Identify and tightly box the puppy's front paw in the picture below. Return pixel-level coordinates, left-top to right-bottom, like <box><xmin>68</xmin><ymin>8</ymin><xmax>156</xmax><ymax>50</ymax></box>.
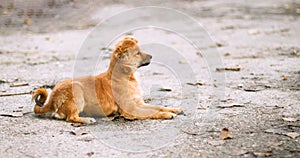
<box><xmin>162</xmin><ymin>112</ymin><xmax>177</xmax><ymax>119</ymax></box>
<box><xmin>171</xmin><ymin>108</ymin><xmax>184</xmax><ymax>115</ymax></box>
<box><xmin>170</xmin><ymin>112</ymin><xmax>177</xmax><ymax>118</ymax></box>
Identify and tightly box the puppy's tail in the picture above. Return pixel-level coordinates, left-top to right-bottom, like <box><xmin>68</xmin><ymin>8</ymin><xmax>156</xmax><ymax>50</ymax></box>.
<box><xmin>32</xmin><ymin>88</ymin><xmax>52</xmax><ymax>114</ymax></box>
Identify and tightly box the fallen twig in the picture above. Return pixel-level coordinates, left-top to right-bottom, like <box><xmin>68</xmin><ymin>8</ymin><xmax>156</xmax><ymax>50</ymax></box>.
<box><xmin>0</xmin><ymin>91</ymin><xmax>32</xmax><ymax>97</ymax></box>
<box><xmin>216</xmin><ymin>65</ymin><xmax>242</xmax><ymax>71</ymax></box>
<box><xmin>0</xmin><ymin>112</ymin><xmax>23</xmax><ymax>117</ymax></box>
<box><xmin>217</xmin><ymin>103</ymin><xmax>245</xmax><ymax>109</ymax></box>
<box><xmin>10</xmin><ymin>82</ymin><xmax>29</xmax><ymax>87</ymax></box>
<box><xmin>187</xmin><ymin>81</ymin><xmax>206</xmax><ymax>86</ymax></box>
<box><xmin>265</xmin><ymin>128</ymin><xmax>300</xmax><ymax>139</ymax></box>
<box><xmin>159</xmin><ymin>88</ymin><xmax>172</xmax><ymax>92</ymax></box>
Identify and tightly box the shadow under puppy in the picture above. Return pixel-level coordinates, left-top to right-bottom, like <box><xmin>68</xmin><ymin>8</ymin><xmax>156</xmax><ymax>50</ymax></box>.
<box><xmin>32</xmin><ymin>36</ymin><xmax>183</xmax><ymax>124</ymax></box>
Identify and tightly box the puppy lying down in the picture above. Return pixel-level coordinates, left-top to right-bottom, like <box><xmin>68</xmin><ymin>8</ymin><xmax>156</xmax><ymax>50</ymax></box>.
<box><xmin>33</xmin><ymin>36</ymin><xmax>183</xmax><ymax>124</ymax></box>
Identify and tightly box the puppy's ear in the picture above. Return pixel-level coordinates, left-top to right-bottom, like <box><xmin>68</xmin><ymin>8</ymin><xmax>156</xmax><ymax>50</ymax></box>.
<box><xmin>123</xmin><ymin>36</ymin><xmax>138</xmax><ymax>44</ymax></box>
<box><xmin>114</xmin><ymin>37</ymin><xmax>138</xmax><ymax>58</ymax></box>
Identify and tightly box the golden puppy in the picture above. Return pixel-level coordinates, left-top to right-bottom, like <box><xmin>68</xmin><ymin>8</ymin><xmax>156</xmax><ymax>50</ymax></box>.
<box><xmin>32</xmin><ymin>36</ymin><xmax>183</xmax><ymax>124</ymax></box>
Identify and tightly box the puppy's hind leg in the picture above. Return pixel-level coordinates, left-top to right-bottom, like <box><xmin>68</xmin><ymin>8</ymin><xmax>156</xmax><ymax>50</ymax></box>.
<box><xmin>64</xmin><ymin>100</ymin><xmax>96</xmax><ymax>124</ymax></box>
<box><xmin>65</xmin><ymin>90</ymin><xmax>96</xmax><ymax>124</ymax></box>
<box><xmin>67</xmin><ymin>114</ymin><xmax>96</xmax><ymax>124</ymax></box>
<box><xmin>52</xmin><ymin>112</ymin><xmax>66</xmax><ymax>120</ymax></box>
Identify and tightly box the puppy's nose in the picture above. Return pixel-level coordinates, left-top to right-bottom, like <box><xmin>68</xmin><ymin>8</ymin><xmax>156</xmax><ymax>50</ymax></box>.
<box><xmin>149</xmin><ymin>55</ymin><xmax>152</xmax><ymax>59</ymax></box>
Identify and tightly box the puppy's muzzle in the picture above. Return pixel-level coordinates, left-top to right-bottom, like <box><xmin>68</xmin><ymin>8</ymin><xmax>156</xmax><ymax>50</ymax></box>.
<box><xmin>139</xmin><ymin>54</ymin><xmax>152</xmax><ymax>68</ymax></box>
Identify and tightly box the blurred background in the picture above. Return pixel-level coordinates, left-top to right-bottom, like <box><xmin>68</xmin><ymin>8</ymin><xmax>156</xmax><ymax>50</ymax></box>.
<box><xmin>0</xmin><ymin>0</ymin><xmax>299</xmax><ymax>34</ymax></box>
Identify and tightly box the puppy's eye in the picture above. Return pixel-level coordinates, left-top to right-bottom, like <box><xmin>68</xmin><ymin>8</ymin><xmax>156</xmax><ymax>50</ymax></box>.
<box><xmin>136</xmin><ymin>51</ymin><xmax>141</xmax><ymax>55</ymax></box>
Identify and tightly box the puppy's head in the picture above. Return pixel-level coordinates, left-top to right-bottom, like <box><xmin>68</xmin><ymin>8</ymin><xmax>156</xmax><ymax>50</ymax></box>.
<box><xmin>112</xmin><ymin>36</ymin><xmax>152</xmax><ymax>73</ymax></box>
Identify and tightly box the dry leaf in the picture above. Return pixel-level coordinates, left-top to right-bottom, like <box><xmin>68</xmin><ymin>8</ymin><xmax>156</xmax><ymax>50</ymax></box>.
<box><xmin>70</xmin><ymin>129</ymin><xmax>88</xmax><ymax>136</ymax></box>
<box><xmin>220</xmin><ymin>128</ymin><xmax>233</xmax><ymax>140</ymax></box>
<box><xmin>196</xmin><ymin>82</ymin><xmax>206</xmax><ymax>86</ymax></box>
<box><xmin>284</xmin><ymin>132</ymin><xmax>300</xmax><ymax>139</ymax></box>
<box><xmin>87</xmin><ymin>152</ymin><xmax>94</xmax><ymax>157</ymax></box>
<box><xmin>24</xmin><ymin>19</ymin><xmax>32</xmax><ymax>25</ymax></box>
<box><xmin>282</xmin><ymin>117</ymin><xmax>298</xmax><ymax>122</ymax></box>
<box><xmin>282</xmin><ymin>77</ymin><xmax>288</xmax><ymax>81</ymax></box>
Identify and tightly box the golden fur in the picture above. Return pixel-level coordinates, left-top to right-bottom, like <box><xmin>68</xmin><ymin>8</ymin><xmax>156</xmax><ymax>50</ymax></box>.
<box><xmin>32</xmin><ymin>36</ymin><xmax>182</xmax><ymax>124</ymax></box>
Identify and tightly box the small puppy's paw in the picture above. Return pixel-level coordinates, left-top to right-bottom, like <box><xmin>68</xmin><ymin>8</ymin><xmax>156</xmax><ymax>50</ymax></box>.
<box><xmin>89</xmin><ymin>118</ymin><xmax>97</xmax><ymax>124</ymax></box>
<box><xmin>83</xmin><ymin>117</ymin><xmax>96</xmax><ymax>124</ymax></box>
<box><xmin>172</xmin><ymin>108</ymin><xmax>184</xmax><ymax>115</ymax></box>
<box><xmin>177</xmin><ymin>109</ymin><xmax>185</xmax><ymax>115</ymax></box>
<box><xmin>163</xmin><ymin>112</ymin><xmax>177</xmax><ymax>119</ymax></box>
<box><xmin>170</xmin><ymin>112</ymin><xmax>177</xmax><ymax>118</ymax></box>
